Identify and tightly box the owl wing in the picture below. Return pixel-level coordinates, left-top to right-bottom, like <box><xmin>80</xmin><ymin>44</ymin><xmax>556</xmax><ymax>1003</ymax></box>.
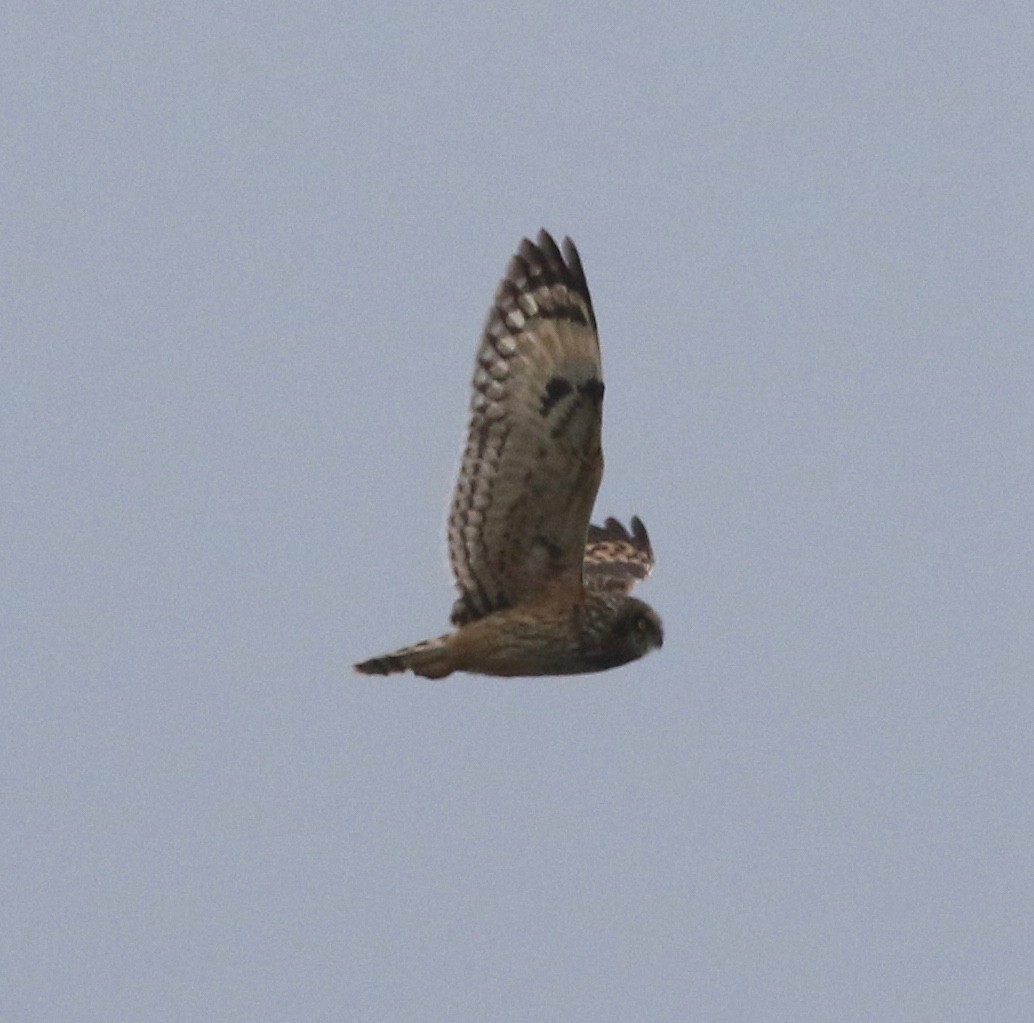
<box><xmin>448</xmin><ymin>231</ymin><xmax>604</xmax><ymax>626</ymax></box>
<box><xmin>582</xmin><ymin>516</ymin><xmax>655</xmax><ymax>593</ymax></box>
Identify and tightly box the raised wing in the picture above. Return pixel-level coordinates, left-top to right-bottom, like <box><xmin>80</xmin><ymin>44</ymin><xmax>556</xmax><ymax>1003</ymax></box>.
<box><xmin>448</xmin><ymin>231</ymin><xmax>604</xmax><ymax>626</ymax></box>
<box><xmin>583</xmin><ymin>516</ymin><xmax>655</xmax><ymax>592</ymax></box>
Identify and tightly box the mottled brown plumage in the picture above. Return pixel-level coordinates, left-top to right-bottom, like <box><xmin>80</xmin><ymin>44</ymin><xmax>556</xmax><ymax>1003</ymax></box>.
<box><xmin>354</xmin><ymin>230</ymin><xmax>662</xmax><ymax>679</ymax></box>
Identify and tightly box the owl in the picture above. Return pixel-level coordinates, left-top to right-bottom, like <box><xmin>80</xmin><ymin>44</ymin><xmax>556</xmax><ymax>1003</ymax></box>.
<box><xmin>354</xmin><ymin>230</ymin><xmax>662</xmax><ymax>679</ymax></box>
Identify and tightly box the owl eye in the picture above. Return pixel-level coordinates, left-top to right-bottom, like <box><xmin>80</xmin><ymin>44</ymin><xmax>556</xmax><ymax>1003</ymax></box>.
<box><xmin>635</xmin><ymin>616</ymin><xmax>649</xmax><ymax>632</ymax></box>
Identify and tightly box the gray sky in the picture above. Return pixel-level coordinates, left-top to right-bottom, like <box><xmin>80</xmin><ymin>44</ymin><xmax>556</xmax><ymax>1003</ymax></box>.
<box><xmin>4</xmin><ymin>3</ymin><xmax>1033</xmax><ymax>1020</ymax></box>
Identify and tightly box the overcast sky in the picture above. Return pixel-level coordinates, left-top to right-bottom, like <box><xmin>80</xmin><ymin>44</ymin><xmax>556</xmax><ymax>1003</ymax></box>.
<box><xmin>4</xmin><ymin>3</ymin><xmax>1033</xmax><ymax>1020</ymax></box>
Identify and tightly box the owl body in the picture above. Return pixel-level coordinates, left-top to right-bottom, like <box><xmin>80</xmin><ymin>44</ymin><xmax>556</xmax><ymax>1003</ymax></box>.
<box><xmin>354</xmin><ymin>232</ymin><xmax>662</xmax><ymax>680</ymax></box>
<box><xmin>357</xmin><ymin>588</ymin><xmax>662</xmax><ymax>680</ymax></box>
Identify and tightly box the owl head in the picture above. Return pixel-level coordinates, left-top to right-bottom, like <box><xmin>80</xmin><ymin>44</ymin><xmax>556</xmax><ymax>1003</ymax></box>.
<box><xmin>591</xmin><ymin>594</ymin><xmax>664</xmax><ymax>670</ymax></box>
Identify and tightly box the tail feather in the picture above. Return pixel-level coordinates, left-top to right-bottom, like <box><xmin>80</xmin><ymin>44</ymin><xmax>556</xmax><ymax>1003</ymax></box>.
<box><xmin>354</xmin><ymin>634</ymin><xmax>454</xmax><ymax>679</ymax></box>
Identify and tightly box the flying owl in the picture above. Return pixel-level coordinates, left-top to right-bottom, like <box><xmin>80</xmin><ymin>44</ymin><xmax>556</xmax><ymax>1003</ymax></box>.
<box><xmin>354</xmin><ymin>230</ymin><xmax>663</xmax><ymax>679</ymax></box>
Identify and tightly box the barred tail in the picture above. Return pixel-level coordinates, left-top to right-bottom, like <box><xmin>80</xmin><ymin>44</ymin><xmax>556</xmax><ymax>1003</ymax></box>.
<box><xmin>353</xmin><ymin>634</ymin><xmax>455</xmax><ymax>679</ymax></box>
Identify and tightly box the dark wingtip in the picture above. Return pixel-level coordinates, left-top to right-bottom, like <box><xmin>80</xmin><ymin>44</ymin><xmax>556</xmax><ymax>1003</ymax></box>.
<box><xmin>535</xmin><ymin>229</ymin><xmax>563</xmax><ymax>265</ymax></box>
<box><xmin>487</xmin><ymin>229</ymin><xmax>596</xmax><ymax>344</ymax></box>
<box><xmin>630</xmin><ymin>516</ymin><xmax>653</xmax><ymax>558</ymax></box>
<box><xmin>560</xmin><ymin>235</ymin><xmax>583</xmax><ymax>276</ymax></box>
<box><xmin>587</xmin><ymin>515</ymin><xmax>654</xmax><ymax>559</ymax></box>
<box><xmin>589</xmin><ymin>516</ymin><xmax>634</xmax><ymax>542</ymax></box>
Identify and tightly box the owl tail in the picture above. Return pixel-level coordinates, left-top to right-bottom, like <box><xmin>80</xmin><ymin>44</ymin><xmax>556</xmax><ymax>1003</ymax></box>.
<box><xmin>354</xmin><ymin>633</ymin><xmax>455</xmax><ymax>679</ymax></box>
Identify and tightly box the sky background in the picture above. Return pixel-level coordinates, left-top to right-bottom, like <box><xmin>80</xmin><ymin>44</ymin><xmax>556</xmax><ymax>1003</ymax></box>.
<box><xmin>4</xmin><ymin>3</ymin><xmax>1033</xmax><ymax>1020</ymax></box>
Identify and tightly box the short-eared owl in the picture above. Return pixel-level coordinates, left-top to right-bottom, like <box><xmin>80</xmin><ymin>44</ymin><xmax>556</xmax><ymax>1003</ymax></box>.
<box><xmin>355</xmin><ymin>231</ymin><xmax>662</xmax><ymax>679</ymax></box>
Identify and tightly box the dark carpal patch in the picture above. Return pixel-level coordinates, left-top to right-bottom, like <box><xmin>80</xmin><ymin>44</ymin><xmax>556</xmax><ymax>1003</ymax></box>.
<box><xmin>540</xmin><ymin>376</ymin><xmax>573</xmax><ymax>415</ymax></box>
<box><xmin>578</xmin><ymin>377</ymin><xmax>604</xmax><ymax>404</ymax></box>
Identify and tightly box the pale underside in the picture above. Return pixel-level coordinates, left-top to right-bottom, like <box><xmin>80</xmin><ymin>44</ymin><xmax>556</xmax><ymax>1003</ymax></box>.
<box><xmin>447</xmin><ymin>231</ymin><xmax>607</xmax><ymax>625</ymax></box>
